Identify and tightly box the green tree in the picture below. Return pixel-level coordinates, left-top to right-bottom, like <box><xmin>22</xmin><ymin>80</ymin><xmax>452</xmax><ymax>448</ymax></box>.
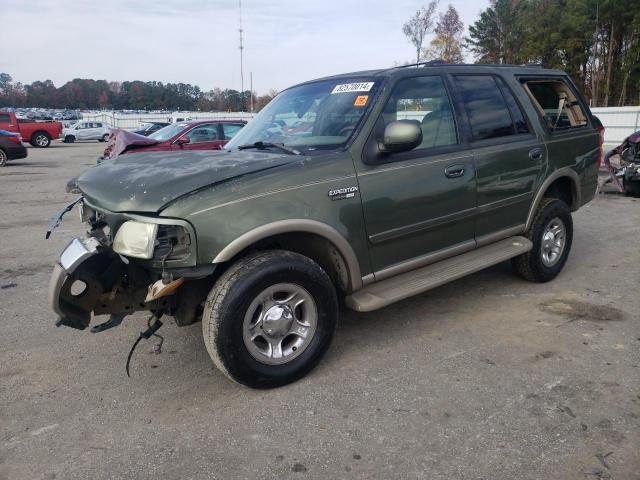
<box><xmin>466</xmin><ymin>0</ymin><xmax>526</xmax><ymax>64</ymax></box>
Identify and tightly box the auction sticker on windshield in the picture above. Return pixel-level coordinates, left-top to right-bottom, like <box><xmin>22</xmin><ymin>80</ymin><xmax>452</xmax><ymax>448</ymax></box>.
<box><xmin>331</xmin><ymin>82</ymin><xmax>375</xmax><ymax>94</ymax></box>
<box><xmin>354</xmin><ymin>95</ymin><xmax>369</xmax><ymax>107</ymax></box>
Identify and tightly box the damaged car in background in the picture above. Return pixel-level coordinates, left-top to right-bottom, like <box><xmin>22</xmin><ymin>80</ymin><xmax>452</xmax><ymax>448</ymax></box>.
<box><xmin>47</xmin><ymin>63</ymin><xmax>602</xmax><ymax>388</ymax></box>
<box><xmin>100</xmin><ymin>119</ymin><xmax>247</xmax><ymax>161</ymax></box>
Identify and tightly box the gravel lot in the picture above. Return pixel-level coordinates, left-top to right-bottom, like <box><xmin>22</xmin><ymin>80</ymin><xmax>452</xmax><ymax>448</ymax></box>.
<box><xmin>1</xmin><ymin>142</ymin><xmax>639</xmax><ymax>480</ymax></box>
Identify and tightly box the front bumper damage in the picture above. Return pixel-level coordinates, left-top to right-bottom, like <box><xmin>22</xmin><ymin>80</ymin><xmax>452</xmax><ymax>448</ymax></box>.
<box><xmin>49</xmin><ymin>237</ymin><xmax>157</xmax><ymax>330</ymax></box>
<box><xmin>48</xmin><ymin>196</ymin><xmax>215</xmax><ymax>331</ymax></box>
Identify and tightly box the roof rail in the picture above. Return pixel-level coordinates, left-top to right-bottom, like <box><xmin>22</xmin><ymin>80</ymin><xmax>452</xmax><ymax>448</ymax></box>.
<box><xmin>392</xmin><ymin>59</ymin><xmax>447</xmax><ymax>70</ymax></box>
<box><xmin>380</xmin><ymin>61</ymin><xmax>549</xmax><ymax>75</ymax></box>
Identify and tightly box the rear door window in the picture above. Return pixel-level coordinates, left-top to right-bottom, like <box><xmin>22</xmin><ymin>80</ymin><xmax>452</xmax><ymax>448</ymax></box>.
<box><xmin>0</xmin><ymin>113</ymin><xmax>11</xmax><ymax>123</ymax></box>
<box><xmin>521</xmin><ymin>79</ymin><xmax>588</xmax><ymax>131</ymax></box>
<box><xmin>495</xmin><ymin>77</ymin><xmax>529</xmax><ymax>134</ymax></box>
<box><xmin>222</xmin><ymin>123</ymin><xmax>244</xmax><ymax>140</ymax></box>
<box><xmin>454</xmin><ymin>75</ymin><xmax>521</xmax><ymax>141</ymax></box>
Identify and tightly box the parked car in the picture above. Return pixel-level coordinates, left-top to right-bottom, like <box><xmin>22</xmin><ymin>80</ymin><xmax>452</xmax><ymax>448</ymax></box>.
<box><xmin>133</xmin><ymin>122</ymin><xmax>170</xmax><ymax>136</ymax></box>
<box><xmin>101</xmin><ymin>120</ymin><xmax>247</xmax><ymax>159</ymax></box>
<box><xmin>48</xmin><ymin>63</ymin><xmax>602</xmax><ymax>388</ymax></box>
<box><xmin>62</xmin><ymin>121</ymin><xmax>111</xmax><ymax>143</ymax></box>
<box><xmin>0</xmin><ymin>130</ymin><xmax>27</xmax><ymax>166</ymax></box>
<box><xmin>60</xmin><ymin>120</ymin><xmax>79</xmax><ymax>130</ymax></box>
<box><xmin>0</xmin><ymin>111</ymin><xmax>62</xmax><ymax>147</ymax></box>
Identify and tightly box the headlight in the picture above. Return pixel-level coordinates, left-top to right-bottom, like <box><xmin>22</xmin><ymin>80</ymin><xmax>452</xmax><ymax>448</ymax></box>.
<box><xmin>113</xmin><ymin>221</ymin><xmax>158</xmax><ymax>259</ymax></box>
<box><xmin>153</xmin><ymin>225</ymin><xmax>191</xmax><ymax>261</ymax></box>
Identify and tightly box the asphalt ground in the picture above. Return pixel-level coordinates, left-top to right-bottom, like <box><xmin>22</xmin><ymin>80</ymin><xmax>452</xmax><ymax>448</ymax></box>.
<box><xmin>1</xmin><ymin>141</ymin><xmax>639</xmax><ymax>480</ymax></box>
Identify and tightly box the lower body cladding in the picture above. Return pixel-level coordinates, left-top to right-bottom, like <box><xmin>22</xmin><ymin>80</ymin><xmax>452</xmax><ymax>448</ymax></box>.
<box><xmin>49</xmin><ymin>237</ymin><xmax>212</xmax><ymax>331</ymax></box>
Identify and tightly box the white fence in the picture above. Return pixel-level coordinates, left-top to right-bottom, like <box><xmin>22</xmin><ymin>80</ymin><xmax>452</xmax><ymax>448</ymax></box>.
<box><xmin>591</xmin><ymin>106</ymin><xmax>640</xmax><ymax>146</ymax></box>
<box><xmin>82</xmin><ymin>111</ymin><xmax>257</xmax><ymax>130</ymax></box>
<box><xmin>80</xmin><ymin>107</ymin><xmax>639</xmax><ymax>145</ymax></box>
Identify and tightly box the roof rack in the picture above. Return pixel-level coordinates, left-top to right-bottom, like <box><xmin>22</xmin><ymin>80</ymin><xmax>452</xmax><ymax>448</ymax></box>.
<box><xmin>393</xmin><ymin>59</ymin><xmax>447</xmax><ymax>70</ymax></box>
<box><xmin>380</xmin><ymin>61</ymin><xmax>549</xmax><ymax>75</ymax></box>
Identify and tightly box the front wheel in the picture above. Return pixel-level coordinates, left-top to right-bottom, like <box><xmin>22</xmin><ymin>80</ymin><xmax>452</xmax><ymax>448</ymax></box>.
<box><xmin>99</xmin><ymin>134</ymin><xmax>109</xmax><ymax>142</ymax></box>
<box><xmin>64</xmin><ymin>135</ymin><xmax>75</xmax><ymax>143</ymax></box>
<box><xmin>202</xmin><ymin>250</ymin><xmax>338</xmax><ymax>388</ymax></box>
<box><xmin>0</xmin><ymin>149</ymin><xmax>7</xmax><ymax>167</ymax></box>
<box><xmin>31</xmin><ymin>132</ymin><xmax>51</xmax><ymax>147</ymax></box>
<box><xmin>512</xmin><ymin>198</ymin><xmax>573</xmax><ymax>282</ymax></box>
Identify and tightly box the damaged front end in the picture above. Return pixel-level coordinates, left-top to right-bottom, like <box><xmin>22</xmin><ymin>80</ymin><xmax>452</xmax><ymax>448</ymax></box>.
<box><xmin>47</xmin><ymin>198</ymin><xmax>212</xmax><ymax>332</ymax></box>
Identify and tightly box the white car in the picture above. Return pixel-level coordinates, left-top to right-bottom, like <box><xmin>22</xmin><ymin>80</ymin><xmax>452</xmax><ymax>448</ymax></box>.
<box><xmin>62</xmin><ymin>121</ymin><xmax>110</xmax><ymax>143</ymax></box>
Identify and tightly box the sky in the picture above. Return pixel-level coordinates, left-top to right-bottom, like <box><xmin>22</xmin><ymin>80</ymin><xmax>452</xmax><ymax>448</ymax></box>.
<box><xmin>0</xmin><ymin>0</ymin><xmax>490</xmax><ymax>95</ymax></box>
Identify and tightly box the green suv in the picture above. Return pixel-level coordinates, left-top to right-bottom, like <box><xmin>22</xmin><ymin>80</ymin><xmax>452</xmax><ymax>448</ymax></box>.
<box><xmin>48</xmin><ymin>63</ymin><xmax>603</xmax><ymax>388</ymax></box>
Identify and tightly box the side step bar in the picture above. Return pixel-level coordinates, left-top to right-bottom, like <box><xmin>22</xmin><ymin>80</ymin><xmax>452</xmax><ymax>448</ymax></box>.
<box><xmin>346</xmin><ymin>236</ymin><xmax>532</xmax><ymax>312</ymax></box>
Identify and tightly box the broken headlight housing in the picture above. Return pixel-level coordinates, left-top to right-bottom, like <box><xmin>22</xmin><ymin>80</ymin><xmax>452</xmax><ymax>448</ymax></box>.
<box><xmin>113</xmin><ymin>220</ymin><xmax>192</xmax><ymax>262</ymax></box>
<box><xmin>153</xmin><ymin>224</ymin><xmax>192</xmax><ymax>262</ymax></box>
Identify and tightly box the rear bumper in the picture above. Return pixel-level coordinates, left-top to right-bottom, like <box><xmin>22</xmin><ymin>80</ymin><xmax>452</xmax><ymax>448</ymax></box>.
<box><xmin>5</xmin><ymin>144</ymin><xmax>27</xmax><ymax>160</ymax></box>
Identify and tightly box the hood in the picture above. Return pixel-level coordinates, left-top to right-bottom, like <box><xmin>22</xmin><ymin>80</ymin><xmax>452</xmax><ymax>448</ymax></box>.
<box><xmin>102</xmin><ymin>128</ymin><xmax>159</xmax><ymax>159</ymax></box>
<box><xmin>77</xmin><ymin>149</ymin><xmax>297</xmax><ymax>213</ymax></box>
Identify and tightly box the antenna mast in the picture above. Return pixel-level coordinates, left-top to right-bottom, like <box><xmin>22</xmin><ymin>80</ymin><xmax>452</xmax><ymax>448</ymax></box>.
<box><xmin>239</xmin><ymin>0</ymin><xmax>245</xmax><ymax>111</ymax></box>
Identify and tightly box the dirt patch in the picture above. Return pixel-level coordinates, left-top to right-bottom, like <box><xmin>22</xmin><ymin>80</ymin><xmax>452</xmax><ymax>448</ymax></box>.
<box><xmin>539</xmin><ymin>298</ymin><xmax>625</xmax><ymax>323</ymax></box>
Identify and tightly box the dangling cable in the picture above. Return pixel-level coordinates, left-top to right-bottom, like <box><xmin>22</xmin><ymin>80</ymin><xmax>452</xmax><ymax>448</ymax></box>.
<box><xmin>126</xmin><ymin>314</ymin><xmax>164</xmax><ymax>377</ymax></box>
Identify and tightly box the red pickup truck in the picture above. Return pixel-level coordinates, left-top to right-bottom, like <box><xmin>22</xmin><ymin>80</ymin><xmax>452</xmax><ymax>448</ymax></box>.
<box><xmin>0</xmin><ymin>111</ymin><xmax>63</xmax><ymax>147</ymax></box>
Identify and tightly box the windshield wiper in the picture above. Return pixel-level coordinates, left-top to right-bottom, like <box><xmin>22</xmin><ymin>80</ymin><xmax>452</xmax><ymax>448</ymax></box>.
<box><xmin>237</xmin><ymin>141</ymin><xmax>301</xmax><ymax>155</ymax></box>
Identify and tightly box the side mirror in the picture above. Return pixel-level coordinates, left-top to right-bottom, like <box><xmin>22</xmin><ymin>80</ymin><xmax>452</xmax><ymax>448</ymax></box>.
<box><xmin>379</xmin><ymin>120</ymin><xmax>422</xmax><ymax>154</ymax></box>
<box><xmin>176</xmin><ymin>136</ymin><xmax>190</xmax><ymax>146</ymax></box>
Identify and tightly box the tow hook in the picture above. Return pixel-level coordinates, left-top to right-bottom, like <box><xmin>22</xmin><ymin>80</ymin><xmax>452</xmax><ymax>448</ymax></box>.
<box><xmin>126</xmin><ymin>314</ymin><xmax>164</xmax><ymax>377</ymax></box>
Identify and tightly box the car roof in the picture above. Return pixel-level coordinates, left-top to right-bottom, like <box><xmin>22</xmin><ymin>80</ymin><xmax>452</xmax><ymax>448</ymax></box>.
<box><xmin>291</xmin><ymin>62</ymin><xmax>567</xmax><ymax>89</ymax></box>
<box><xmin>184</xmin><ymin>119</ymin><xmax>247</xmax><ymax>126</ymax></box>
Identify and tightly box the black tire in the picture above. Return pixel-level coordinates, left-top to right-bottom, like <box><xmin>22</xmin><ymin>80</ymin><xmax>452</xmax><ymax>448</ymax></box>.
<box><xmin>202</xmin><ymin>250</ymin><xmax>338</xmax><ymax>388</ymax></box>
<box><xmin>31</xmin><ymin>132</ymin><xmax>50</xmax><ymax>147</ymax></box>
<box><xmin>64</xmin><ymin>135</ymin><xmax>75</xmax><ymax>143</ymax></box>
<box><xmin>99</xmin><ymin>134</ymin><xmax>109</xmax><ymax>142</ymax></box>
<box><xmin>512</xmin><ymin>198</ymin><xmax>573</xmax><ymax>283</ymax></box>
<box><xmin>623</xmin><ymin>178</ymin><xmax>640</xmax><ymax>197</ymax></box>
<box><xmin>0</xmin><ymin>148</ymin><xmax>7</xmax><ymax>167</ymax></box>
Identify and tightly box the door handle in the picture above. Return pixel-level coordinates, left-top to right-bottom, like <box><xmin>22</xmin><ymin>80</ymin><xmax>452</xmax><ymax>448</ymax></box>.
<box><xmin>444</xmin><ymin>164</ymin><xmax>465</xmax><ymax>178</ymax></box>
<box><xmin>529</xmin><ymin>148</ymin><xmax>543</xmax><ymax>160</ymax></box>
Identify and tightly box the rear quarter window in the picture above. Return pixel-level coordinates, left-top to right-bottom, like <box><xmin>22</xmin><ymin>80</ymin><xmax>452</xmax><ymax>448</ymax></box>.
<box><xmin>521</xmin><ymin>79</ymin><xmax>588</xmax><ymax>131</ymax></box>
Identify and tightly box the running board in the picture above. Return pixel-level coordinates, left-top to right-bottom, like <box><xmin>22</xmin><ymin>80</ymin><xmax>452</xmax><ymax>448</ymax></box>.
<box><xmin>346</xmin><ymin>236</ymin><xmax>532</xmax><ymax>312</ymax></box>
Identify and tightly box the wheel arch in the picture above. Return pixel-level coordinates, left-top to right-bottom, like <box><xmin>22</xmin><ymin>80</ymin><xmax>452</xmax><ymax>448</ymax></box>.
<box><xmin>212</xmin><ymin>219</ymin><xmax>363</xmax><ymax>293</ymax></box>
<box><xmin>526</xmin><ymin>169</ymin><xmax>580</xmax><ymax>231</ymax></box>
<box><xmin>32</xmin><ymin>130</ymin><xmax>51</xmax><ymax>139</ymax></box>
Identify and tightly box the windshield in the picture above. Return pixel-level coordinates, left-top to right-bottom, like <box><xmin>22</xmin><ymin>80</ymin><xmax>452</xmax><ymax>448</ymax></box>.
<box><xmin>149</xmin><ymin>123</ymin><xmax>188</xmax><ymax>141</ymax></box>
<box><xmin>226</xmin><ymin>78</ymin><xmax>381</xmax><ymax>151</ymax></box>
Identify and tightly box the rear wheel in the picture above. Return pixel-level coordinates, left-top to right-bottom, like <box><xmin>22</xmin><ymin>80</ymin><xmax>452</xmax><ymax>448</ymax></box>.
<box><xmin>202</xmin><ymin>250</ymin><xmax>338</xmax><ymax>388</ymax></box>
<box><xmin>0</xmin><ymin>149</ymin><xmax>7</xmax><ymax>167</ymax></box>
<box><xmin>31</xmin><ymin>132</ymin><xmax>50</xmax><ymax>147</ymax></box>
<box><xmin>99</xmin><ymin>134</ymin><xmax>109</xmax><ymax>142</ymax></box>
<box><xmin>512</xmin><ymin>198</ymin><xmax>573</xmax><ymax>282</ymax></box>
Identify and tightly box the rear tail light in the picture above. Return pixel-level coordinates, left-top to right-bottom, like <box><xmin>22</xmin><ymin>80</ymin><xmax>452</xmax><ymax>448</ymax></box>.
<box><xmin>593</xmin><ymin>116</ymin><xmax>605</xmax><ymax>168</ymax></box>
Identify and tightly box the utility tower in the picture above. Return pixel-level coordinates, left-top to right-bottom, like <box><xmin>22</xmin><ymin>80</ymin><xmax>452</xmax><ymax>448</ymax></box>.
<box><xmin>239</xmin><ymin>0</ymin><xmax>245</xmax><ymax>112</ymax></box>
